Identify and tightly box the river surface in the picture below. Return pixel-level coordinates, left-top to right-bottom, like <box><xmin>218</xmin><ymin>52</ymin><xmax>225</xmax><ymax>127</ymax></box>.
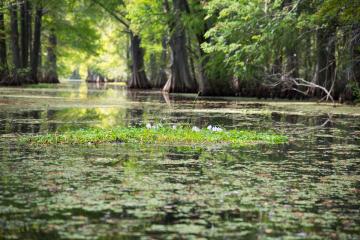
<box><xmin>0</xmin><ymin>81</ymin><xmax>359</xmax><ymax>239</ymax></box>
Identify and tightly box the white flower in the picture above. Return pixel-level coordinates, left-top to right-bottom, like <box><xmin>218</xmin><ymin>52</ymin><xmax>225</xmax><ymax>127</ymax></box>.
<box><xmin>192</xmin><ymin>126</ymin><xmax>200</xmax><ymax>132</ymax></box>
<box><xmin>212</xmin><ymin>126</ymin><xmax>223</xmax><ymax>132</ymax></box>
<box><xmin>146</xmin><ymin>123</ymin><xmax>152</xmax><ymax>129</ymax></box>
<box><xmin>207</xmin><ymin>125</ymin><xmax>213</xmax><ymax>130</ymax></box>
<box><xmin>172</xmin><ymin>125</ymin><xmax>177</xmax><ymax>130</ymax></box>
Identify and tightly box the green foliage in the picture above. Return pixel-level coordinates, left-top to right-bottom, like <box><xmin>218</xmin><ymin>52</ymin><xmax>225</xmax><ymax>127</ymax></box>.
<box><xmin>315</xmin><ymin>0</ymin><xmax>360</xmax><ymax>25</ymax></box>
<box><xmin>126</xmin><ymin>0</ymin><xmax>167</xmax><ymax>44</ymax></box>
<box><xmin>39</xmin><ymin>0</ymin><xmax>128</xmax><ymax>79</ymax></box>
<box><xmin>22</xmin><ymin>125</ymin><xmax>287</xmax><ymax>146</ymax></box>
<box><xmin>126</xmin><ymin>0</ymin><xmax>168</xmax><ymax>77</ymax></box>
<box><xmin>202</xmin><ymin>0</ymin><xmax>274</xmax><ymax>80</ymax></box>
<box><xmin>350</xmin><ymin>82</ymin><xmax>360</xmax><ymax>103</ymax></box>
<box><xmin>199</xmin><ymin>0</ymin><xmax>359</xmax><ymax>100</ymax></box>
<box><xmin>2</xmin><ymin>0</ymin><xmax>357</xmax><ymax>99</ymax></box>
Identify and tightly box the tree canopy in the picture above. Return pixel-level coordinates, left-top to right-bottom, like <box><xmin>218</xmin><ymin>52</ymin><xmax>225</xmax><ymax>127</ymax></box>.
<box><xmin>0</xmin><ymin>0</ymin><xmax>359</xmax><ymax>101</ymax></box>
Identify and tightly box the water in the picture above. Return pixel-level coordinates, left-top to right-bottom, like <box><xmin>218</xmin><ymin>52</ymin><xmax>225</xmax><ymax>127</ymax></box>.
<box><xmin>0</xmin><ymin>81</ymin><xmax>359</xmax><ymax>239</ymax></box>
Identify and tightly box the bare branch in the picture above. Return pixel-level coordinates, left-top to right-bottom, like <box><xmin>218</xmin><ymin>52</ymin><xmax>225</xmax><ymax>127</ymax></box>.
<box><xmin>89</xmin><ymin>0</ymin><xmax>129</xmax><ymax>29</ymax></box>
<box><xmin>266</xmin><ymin>72</ymin><xmax>335</xmax><ymax>104</ymax></box>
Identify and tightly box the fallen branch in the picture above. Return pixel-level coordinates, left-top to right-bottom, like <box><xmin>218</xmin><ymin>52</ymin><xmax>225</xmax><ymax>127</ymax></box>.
<box><xmin>266</xmin><ymin>72</ymin><xmax>335</xmax><ymax>104</ymax></box>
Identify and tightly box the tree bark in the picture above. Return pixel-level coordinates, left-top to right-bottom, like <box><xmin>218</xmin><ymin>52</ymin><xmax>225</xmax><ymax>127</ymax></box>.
<box><xmin>7</xmin><ymin>2</ymin><xmax>22</xmax><ymax>85</ymax></box>
<box><xmin>195</xmin><ymin>10</ymin><xmax>233</xmax><ymax>96</ymax></box>
<box><xmin>43</xmin><ymin>29</ymin><xmax>59</xmax><ymax>83</ymax></box>
<box><xmin>304</xmin><ymin>34</ymin><xmax>313</xmax><ymax>81</ymax></box>
<box><xmin>195</xmin><ymin>20</ymin><xmax>215</xmax><ymax>96</ymax></box>
<box><xmin>149</xmin><ymin>53</ymin><xmax>157</xmax><ymax>84</ymax></box>
<box><xmin>0</xmin><ymin>3</ymin><xmax>8</xmax><ymax>79</ymax></box>
<box><xmin>152</xmin><ymin>37</ymin><xmax>168</xmax><ymax>88</ymax></box>
<box><xmin>27</xmin><ymin>1</ymin><xmax>32</xmax><ymax>58</ymax></box>
<box><xmin>126</xmin><ymin>34</ymin><xmax>131</xmax><ymax>82</ymax></box>
<box><xmin>163</xmin><ymin>0</ymin><xmax>197</xmax><ymax>93</ymax></box>
<box><xmin>20</xmin><ymin>0</ymin><xmax>30</xmax><ymax>68</ymax></box>
<box><xmin>128</xmin><ymin>32</ymin><xmax>150</xmax><ymax>89</ymax></box>
<box><xmin>31</xmin><ymin>4</ymin><xmax>43</xmax><ymax>83</ymax></box>
<box><xmin>9</xmin><ymin>3</ymin><xmax>21</xmax><ymax>69</ymax></box>
<box><xmin>351</xmin><ymin>25</ymin><xmax>360</xmax><ymax>84</ymax></box>
<box><xmin>313</xmin><ymin>26</ymin><xmax>336</xmax><ymax>97</ymax></box>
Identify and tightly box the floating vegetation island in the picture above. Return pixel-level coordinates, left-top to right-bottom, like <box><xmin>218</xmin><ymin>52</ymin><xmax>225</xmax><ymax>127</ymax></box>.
<box><xmin>22</xmin><ymin>124</ymin><xmax>287</xmax><ymax>146</ymax></box>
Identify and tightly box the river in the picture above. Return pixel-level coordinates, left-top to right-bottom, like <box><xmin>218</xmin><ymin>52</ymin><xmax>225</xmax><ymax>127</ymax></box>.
<box><xmin>0</xmin><ymin>81</ymin><xmax>359</xmax><ymax>239</ymax></box>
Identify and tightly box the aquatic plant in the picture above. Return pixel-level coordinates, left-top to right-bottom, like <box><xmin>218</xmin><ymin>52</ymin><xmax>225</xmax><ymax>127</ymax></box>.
<box><xmin>22</xmin><ymin>125</ymin><xmax>287</xmax><ymax>146</ymax></box>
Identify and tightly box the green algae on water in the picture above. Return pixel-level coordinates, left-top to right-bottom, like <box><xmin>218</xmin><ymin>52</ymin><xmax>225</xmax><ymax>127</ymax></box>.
<box><xmin>21</xmin><ymin>126</ymin><xmax>287</xmax><ymax>146</ymax></box>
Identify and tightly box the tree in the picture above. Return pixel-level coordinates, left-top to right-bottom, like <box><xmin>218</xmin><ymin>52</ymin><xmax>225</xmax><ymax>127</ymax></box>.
<box><xmin>20</xmin><ymin>0</ymin><xmax>31</xmax><ymax>68</ymax></box>
<box><xmin>128</xmin><ymin>33</ymin><xmax>150</xmax><ymax>88</ymax></box>
<box><xmin>30</xmin><ymin>1</ymin><xmax>43</xmax><ymax>83</ymax></box>
<box><xmin>162</xmin><ymin>0</ymin><xmax>197</xmax><ymax>93</ymax></box>
<box><xmin>152</xmin><ymin>37</ymin><xmax>168</xmax><ymax>88</ymax></box>
<box><xmin>9</xmin><ymin>2</ymin><xmax>21</xmax><ymax>70</ymax></box>
<box><xmin>126</xmin><ymin>0</ymin><xmax>169</xmax><ymax>88</ymax></box>
<box><xmin>313</xmin><ymin>26</ymin><xmax>336</xmax><ymax>97</ymax></box>
<box><xmin>43</xmin><ymin>28</ymin><xmax>59</xmax><ymax>83</ymax></box>
<box><xmin>0</xmin><ymin>1</ymin><xmax>8</xmax><ymax>82</ymax></box>
<box><xmin>90</xmin><ymin>0</ymin><xmax>150</xmax><ymax>89</ymax></box>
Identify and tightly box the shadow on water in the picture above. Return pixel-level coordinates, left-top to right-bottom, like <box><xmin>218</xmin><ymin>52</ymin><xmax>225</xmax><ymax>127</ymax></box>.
<box><xmin>0</xmin><ymin>81</ymin><xmax>359</xmax><ymax>239</ymax></box>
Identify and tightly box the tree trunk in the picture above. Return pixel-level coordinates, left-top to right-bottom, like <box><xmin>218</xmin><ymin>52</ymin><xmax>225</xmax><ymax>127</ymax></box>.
<box><xmin>272</xmin><ymin>50</ymin><xmax>282</xmax><ymax>75</ymax></box>
<box><xmin>43</xmin><ymin>29</ymin><xmax>59</xmax><ymax>83</ymax></box>
<box><xmin>31</xmin><ymin>4</ymin><xmax>43</xmax><ymax>83</ymax></box>
<box><xmin>163</xmin><ymin>0</ymin><xmax>198</xmax><ymax>93</ymax></box>
<box><xmin>181</xmin><ymin>0</ymin><xmax>233</xmax><ymax>96</ymax></box>
<box><xmin>187</xmin><ymin>34</ymin><xmax>196</xmax><ymax>84</ymax></box>
<box><xmin>351</xmin><ymin>25</ymin><xmax>360</xmax><ymax>84</ymax></box>
<box><xmin>8</xmin><ymin>2</ymin><xmax>21</xmax><ymax>85</ymax></box>
<box><xmin>126</xmin><ymin>34</ymin><xmax>131</xmax><ymax>82</ymax></box>
<box><xmin>152</xmin><ymin>37</ymin><xmax>168</xmax><ymax>88</ymax></box>
<box><xmin>313</xmin><ymin>27</ymin><xmax>336</xmax><ymax>97</ymax></box>
<box><xmin>338</xmin><ymin>24</ymin><xmax>360</xmax><ymax>101</ymax></box>
<box><xmin>195</xmin><ymin>20</ymin><xmax>215</xmax><ymax>96</ymax></box>
<box><xmin>0</xmin><ymin>3</ymin><xmax>8</xmax><ymax>81</ymax></box>
<box><xmin>197</xmin><ymin>22</ymin><xmax>233</xmax><ymax>96</ymax></box>
<box><xmin>27</xmin><ymin>1</ymin><xmax>32</xmax><ymax>59</ymax></box>
<box><xmin>86</xmin><ymin>69</ymin><xmax>105</xmax><ymax>83</ymax></box>
<box><xmin>285</xmin><ymin>48</ymin><xmax>298</xmax><ymax>78</ymax></box>
<box><xmin>304</xmin><ymin>34</ymin><xmax>313</xmax><ymax>81</ymax></box>
<box><xmin>282</xmin><ymin>0</ymin><xmax>298</xmax><ymax>79</ymax></box>
<box><xmin>86</xmin><ymin>69</ymin><xmax>96</xmax><ymax>82</ymax></box>
<box><xmin>10</xmin><ymin>3</ymin><xmax>21</xmax><ymax>69</ymax></box>
<box><xmin>149</xmin><ymin>53</ymin><xmax>157</xmax><ymax>84</ymax></box>
<box><xmin>69</xmin><ymin>68</ymin><xmax>81</xmax><ymax>79</ymax></box>
<box><xmin>128</xmin><ymin>32</ymin><xmax>150</xmax><ymax>89</ymax></box>
<box><xmin>20</xmin><ymin>0</ymin><xmax>30</xmax><ymax>68</ymax></box>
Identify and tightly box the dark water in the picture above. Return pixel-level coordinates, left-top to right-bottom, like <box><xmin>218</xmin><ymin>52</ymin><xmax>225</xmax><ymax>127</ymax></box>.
<box><xmin>0</xmin><ymin>82</ymin><xmax>359</xmax><ymax>239</ymax></box>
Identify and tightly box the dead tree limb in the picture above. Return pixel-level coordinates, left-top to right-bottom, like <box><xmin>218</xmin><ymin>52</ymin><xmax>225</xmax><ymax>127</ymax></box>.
<box><xmin>267</xmin><ymin>72</ymin><xmax>335</xmax><ymax>104</ymax></box>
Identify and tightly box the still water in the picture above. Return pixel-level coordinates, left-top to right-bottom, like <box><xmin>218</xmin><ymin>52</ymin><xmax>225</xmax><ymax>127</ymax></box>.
<box><xmin>0</xmin><ymin>81</ymin><xmax>359</xmax><ymax>239</ymax></box>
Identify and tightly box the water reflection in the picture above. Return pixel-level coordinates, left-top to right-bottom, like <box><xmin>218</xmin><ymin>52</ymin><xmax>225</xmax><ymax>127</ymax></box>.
<box><xmin>0</xmin><ymin>82</ymin><xmax>359</xmax><ymax>239</ymax></box>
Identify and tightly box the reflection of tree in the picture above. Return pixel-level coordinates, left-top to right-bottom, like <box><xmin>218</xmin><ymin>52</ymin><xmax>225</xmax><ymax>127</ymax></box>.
<box><xmin>1</xmin><ymin>138</ymin><xmax>359</xmax><ymax>238</ymax></box>
<box><xmin>126</xmin><ymin>89</ymin><xmax>141</xmax><ymax>102</ymax></box>
<box><xmin>53</xmin><ymin>108</ymin><xmax>127</xmax><ymax>130</ymax></box>
<box><xmin>125</xmin><ymin>108</ymin><xmax>144</xmax><ymax>126</ymax></box>
<box><xmin>162</xmin><ymin>92</ymin><xmax>171</xmax><ymax>106</ymax></box>
<box><xmin>0</xmin><ymin>110</ymin><xmax>46</xmax><ymax>134</ymax></box>
<box><xmin>87</xmin><ymin>82</ymin><xmax>107</xmax><ymax>90</ymax></box>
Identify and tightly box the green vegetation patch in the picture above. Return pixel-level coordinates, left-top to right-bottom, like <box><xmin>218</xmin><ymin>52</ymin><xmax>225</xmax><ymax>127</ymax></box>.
<box><xmin>22</xmin><ymin>126</ymin><xmax>287</xmax><ymax>146</ymax></box>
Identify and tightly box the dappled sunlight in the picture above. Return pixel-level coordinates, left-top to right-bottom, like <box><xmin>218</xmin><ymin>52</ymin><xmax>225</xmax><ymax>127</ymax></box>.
<box><xmin>0</xmin><ymin>0</ymin><xmax>359</xmax><ymax>238</ymax></box>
